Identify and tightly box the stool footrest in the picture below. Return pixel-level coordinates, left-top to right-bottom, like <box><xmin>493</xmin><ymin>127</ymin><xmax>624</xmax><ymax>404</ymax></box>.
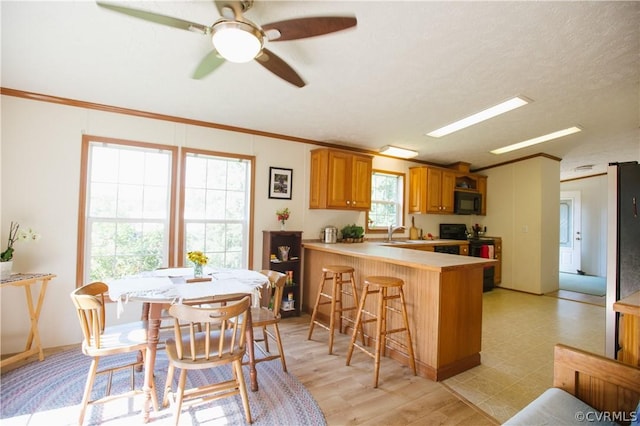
<box><xmin>382</xmin><ymin>327</ymin><xmax>409</xmax><ymax>335</ymax></box>
<box><xmin>345</xmin><ymin>276</ymin><xmax>417</xmax><ymax>387</ymax></box>
<box><xmin>350</xmin><ymin>342</ymin><xmax>375</xmax><ymax>359</ymax></box>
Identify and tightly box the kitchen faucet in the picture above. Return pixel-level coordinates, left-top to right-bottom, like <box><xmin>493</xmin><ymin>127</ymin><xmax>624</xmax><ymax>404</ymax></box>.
<box><xmin>387</xmin><ymin>224</ymin><xmax>406</xmax><ymax>242</ymax></box>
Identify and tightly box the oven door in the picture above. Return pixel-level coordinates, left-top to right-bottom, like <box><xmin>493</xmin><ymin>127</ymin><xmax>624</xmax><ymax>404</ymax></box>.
<box><xmin>469</xmin><ymin>239</ymin><xmax>494</xmax><ymax>257</ymax></box>
<box><xmin>469</xmin><ymin>239</ymin><xmax>495</xmax><ymax>292</ymax></box>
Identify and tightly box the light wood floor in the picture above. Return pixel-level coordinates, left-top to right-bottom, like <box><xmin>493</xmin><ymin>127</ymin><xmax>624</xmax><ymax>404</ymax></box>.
<box><xmin>280</xmin><ymin>314</ymin><xmax>498</xmax><ymax>426</ymax></box>
<box><xmin>2</xmin><ymin>315</ymin><xmax>497</xmax><ymax>426</ymax></box>
<box><xmin>3</xmin><ymin>288</ymin><xmax>603</xmax><ymax>425</ymax></box>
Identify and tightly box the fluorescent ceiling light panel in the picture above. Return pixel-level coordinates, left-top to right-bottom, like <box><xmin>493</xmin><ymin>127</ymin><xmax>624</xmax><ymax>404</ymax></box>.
<box><xmin>379</xmin><ymin>145</ymin><xmax>419</xmax><ymax>159</ymax></box>
<box><xmin>490</xmin><ymin>126</ymin><xmax>582</xmax><ymax>155</ymax></box>
<box><xmin>427</xmin><ymin>96</ymin><xmax>530</xmax><ymax>138</ymax></box>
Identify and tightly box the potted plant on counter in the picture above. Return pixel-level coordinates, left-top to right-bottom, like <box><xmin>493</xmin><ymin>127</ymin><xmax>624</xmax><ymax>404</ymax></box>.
<box><xmin>341</xmin><ymin>224</ymin><xmax>354</xmax><ymax>243</ymax></box>
<box><xmin>340</xmin><ymin>224</ymin><xmax>365</xmax><ymax>243</ymax></box>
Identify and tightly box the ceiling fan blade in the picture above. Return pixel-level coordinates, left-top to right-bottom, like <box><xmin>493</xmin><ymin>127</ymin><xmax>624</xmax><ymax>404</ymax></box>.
<box><xmin>262</xmin><ymin>16</ymin><xmax>357</xmax><ymax>41</ymax></box>
<box><xmin>97</xmin><ymin>2</ymin><xmax>210</xmax><ymax>34</ymax></box>
<box><xmin>192</xmin><ymin>51</ymin><xmax>226</xmax><ymax>79</ymax></box>
<box><xmin>255</xmin><ymin>48</ymin><xmax>305</xmax><ymax>88</ymax></box>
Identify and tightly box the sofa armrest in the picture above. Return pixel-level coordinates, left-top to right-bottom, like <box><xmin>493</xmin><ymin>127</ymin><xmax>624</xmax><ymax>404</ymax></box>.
<box><xmin>553</xmin><ymin>344</ymin><xmax>640</xmax><ymax>418</ymax></box>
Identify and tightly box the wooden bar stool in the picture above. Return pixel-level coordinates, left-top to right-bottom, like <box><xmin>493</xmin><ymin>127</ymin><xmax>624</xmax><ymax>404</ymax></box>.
<box><xmin>346</xmin><ymin>276</ymin><xmax>417</xmax><ymax>387</ymax></box>
<box><xmin>307</xmin><ymin>265</ymin><xmax>364</xmax><ymax>354</ymax></box>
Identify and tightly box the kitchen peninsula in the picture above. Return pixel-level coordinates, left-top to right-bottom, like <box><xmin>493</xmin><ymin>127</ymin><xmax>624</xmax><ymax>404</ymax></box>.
<box><xmin>302</xmin><ymin>241</ymin><xmax>496</xmax><ymax>381</ymax></box>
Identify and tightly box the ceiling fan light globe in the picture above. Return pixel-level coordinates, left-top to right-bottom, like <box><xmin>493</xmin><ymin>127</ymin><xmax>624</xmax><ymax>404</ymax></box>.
<box><xmin>212</xmin><ymin>21</ymin><xmax>263</xmax><ymax>63</ymax></box>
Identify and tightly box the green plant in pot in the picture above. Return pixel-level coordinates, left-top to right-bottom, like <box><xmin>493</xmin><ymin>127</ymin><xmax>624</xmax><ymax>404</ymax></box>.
<box><xmin>340</xmin><ymin>224</ymin><xmax>354</xmax><ymax>242</ymax></box>
<box><xmin>341</xmin><ymin>224</ymin><xmax>364</xmax><ymax>243</ymax></box>
<box><xmin>352</xmin><ymin>225</ymin><xmax>365</xmax><ymax>242</ymax></box>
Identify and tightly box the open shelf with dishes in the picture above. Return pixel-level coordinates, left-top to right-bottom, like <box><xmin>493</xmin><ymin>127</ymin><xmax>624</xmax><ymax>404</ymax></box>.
<box><xmin>262</xmin><ymin>230</ymin><xmax>302</xmax><ymax>317</ymax></box>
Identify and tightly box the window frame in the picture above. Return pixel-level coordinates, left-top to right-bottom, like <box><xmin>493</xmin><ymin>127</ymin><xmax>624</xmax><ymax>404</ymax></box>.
<box><xmin>366</xmin><ymin>169</ymin><xmax>406</xmax><ymax>234</ymax></box>
<box><xmin>177</xmin><ymin>148</ymin><xmax>256</xmax><ymax>268</ymax></box>
<box><xmin>76</xmin><ymin>135</ymin><xmax>256</xmax><ymax>287</ymax></box>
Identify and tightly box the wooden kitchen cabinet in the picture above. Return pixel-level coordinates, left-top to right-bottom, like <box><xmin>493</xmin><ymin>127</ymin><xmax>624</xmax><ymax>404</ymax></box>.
<box><xmin>493</xmin><ymin>237</ymin><xmax>502</xmax><ymax>284</ymax></box>
<box><xmin>309</xmin><ymin>148</ymin><xmax>372</xmax><ymax>210</ymax></box>
<box><xmin>477</xmin><ymin>175</ymin><xmax>487</xmax><ymax>215</ymax></box>
<box><xmin>613</xmin><ymin>291</ymin><xmax>640</xmax><ymax>367</ymax></box>
<box><xmin>409</xmin><ymin>166</ymin><xmax>455</xmax><ymax>214</ymax></box>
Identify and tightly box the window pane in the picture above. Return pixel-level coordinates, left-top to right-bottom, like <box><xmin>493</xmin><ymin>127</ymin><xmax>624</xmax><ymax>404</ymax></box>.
<box><xmin>185</xmin><ymin>187</ymin><xmax>207</xmax><ymax>219</ymax></box>
<box><xmin>207</xmin><ymin>159</ymin><xmax>228</xmax><ymax>189</ymax></box>
<box><xmin>205</xmin><ymin>189</ymin><xmax>226</xmax><ymax>220</ymax></box>
<box><xmin>560</xmin><ymin>200</ymin><xmax>572</xmax><ymax>248</ymax></box>
<box><xmin>117</xmin><ymin>184</ymin><xmax>144</xmax><ymax>218</ymax></box>
<box><xmin>368</xmin><ymin>171</ymin><xmax>403</xmax><ymax>230</ymax></box>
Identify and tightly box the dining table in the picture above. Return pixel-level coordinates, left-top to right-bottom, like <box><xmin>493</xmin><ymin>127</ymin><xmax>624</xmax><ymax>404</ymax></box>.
<box><xmin>107</xmin><ymin>267</ymin><xmax>269</xmax><ymax>423</ymax></box>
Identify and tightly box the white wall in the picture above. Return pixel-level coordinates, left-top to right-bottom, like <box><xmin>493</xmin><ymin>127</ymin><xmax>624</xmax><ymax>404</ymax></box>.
<box><xmin>481</xmin><ymin>156</ymin><xmax>560</xmax><ymax>294</ymax></box>
<box><xmin>561</xmin><ymin>175</ymin><xmax>608</xmax><ymax>277</ymax></box>
<box><xmin>0</xmin><ymin>95</ymin><xmax>414</xmax><ymax>354</ymax></box>
<box><xmin>1</xmin><ymin>94</ymin><xmax>565</xmax><ymax>353</ymax></box>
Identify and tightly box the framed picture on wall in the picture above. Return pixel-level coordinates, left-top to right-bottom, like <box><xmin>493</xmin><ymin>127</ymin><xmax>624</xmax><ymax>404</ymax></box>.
<box><xmin>268</xmin><ymin>167</ymin><xmax>293</xmax><ymax>199</ymax></box>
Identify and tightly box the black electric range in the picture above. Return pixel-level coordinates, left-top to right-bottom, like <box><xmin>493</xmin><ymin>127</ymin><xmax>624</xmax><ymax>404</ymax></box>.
<box><xmin>439</xmin><ymin>224</ymin><xmax>495</xmax><ymax>292</ymax></box>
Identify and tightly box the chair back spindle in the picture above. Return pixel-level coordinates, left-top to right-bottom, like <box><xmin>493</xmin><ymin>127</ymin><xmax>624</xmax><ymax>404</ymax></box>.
<box><xmin>168</xmin><ymin>296</ymin><xmax>250</xmax><ymax>364</ymax></box>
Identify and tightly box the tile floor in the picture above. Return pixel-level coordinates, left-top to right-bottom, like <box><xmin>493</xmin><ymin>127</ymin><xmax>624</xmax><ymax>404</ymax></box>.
<box><xmin>442</xmin><ymin>288</ymin><xmax>606</xmax><ymax>423</ymax></box>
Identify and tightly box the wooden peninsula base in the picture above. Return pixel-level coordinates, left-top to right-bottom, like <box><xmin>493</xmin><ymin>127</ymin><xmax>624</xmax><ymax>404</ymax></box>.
<box><xmin>302</xmin><ymin>242</ymin><xmax>495</xmax><ymax>381</ymax></box>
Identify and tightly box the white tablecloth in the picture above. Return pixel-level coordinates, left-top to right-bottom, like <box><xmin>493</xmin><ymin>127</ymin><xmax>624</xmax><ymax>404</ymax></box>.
<box><xmin>107</xmin><ymin>268</ymin><xmax>269</xmax><ymax>315</ymax></box>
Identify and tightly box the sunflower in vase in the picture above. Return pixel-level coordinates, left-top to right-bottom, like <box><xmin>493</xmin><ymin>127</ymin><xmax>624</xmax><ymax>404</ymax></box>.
<box><xmin>187</xmin><ymin>251</ymin><xmax>208</xmax><ymax>278</ymax></box>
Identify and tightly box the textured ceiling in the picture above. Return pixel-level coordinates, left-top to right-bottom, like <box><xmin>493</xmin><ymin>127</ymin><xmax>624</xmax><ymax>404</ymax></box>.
<box><xmin>2</xmin><ymin>1</ymin><xmax>639</xmax><ymax>180</ymax></box>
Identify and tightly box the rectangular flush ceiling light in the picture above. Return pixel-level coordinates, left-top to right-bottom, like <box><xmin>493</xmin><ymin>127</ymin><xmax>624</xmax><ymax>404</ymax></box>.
<box><xmin>490</xmin><ymin>126</ymin><xmax>582</xmax><ymax>155</ymax></box>
<box><xmin>379</xmin><ymin>145</ymin><xmax>419</xmax><ymax>159</ymax></box>
<box><xmin>426</xmin><ymin>96</ymin><xmax>530</xmax><ymax>138</ymax></box>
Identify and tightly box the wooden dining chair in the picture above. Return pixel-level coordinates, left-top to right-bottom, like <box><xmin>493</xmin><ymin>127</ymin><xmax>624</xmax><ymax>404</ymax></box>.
<box><xmin>246</xmin><ymin>270</ymin><xmax>288</xmax><ymax>372</ymax></box>
<box><xmin>70</xmin><ymin>281</ymin><xmax>158</xmax><ymax>425</ymax></box>
<box><xmin>162</xmin><ymin>296</ymin><xmax>252</xmax><ymax>425</ymax></box>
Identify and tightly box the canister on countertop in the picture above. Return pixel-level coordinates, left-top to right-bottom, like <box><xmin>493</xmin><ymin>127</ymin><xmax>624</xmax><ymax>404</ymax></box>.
<box><xmin>322</xmin><ymin>226</ymin><xmax>338</xmax><ymax>243</ymax></box>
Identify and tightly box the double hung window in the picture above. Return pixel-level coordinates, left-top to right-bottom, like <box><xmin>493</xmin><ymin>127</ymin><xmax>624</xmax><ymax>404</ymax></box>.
<box><xmin>77</xmin><ymin>135</ymin><xmax>253</xmax><ymax>285</ymax></box>
<box><xmin>367</xmin><ymin>170</ymin><xmax>405</xmax><ymax>232</ymax></box>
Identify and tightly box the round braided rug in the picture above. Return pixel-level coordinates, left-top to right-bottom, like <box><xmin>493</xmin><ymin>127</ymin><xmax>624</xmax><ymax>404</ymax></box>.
<box><xmin>0</xmin><ymin>348</ymin><xmax>326</xmax><ymax>426</ymax></box>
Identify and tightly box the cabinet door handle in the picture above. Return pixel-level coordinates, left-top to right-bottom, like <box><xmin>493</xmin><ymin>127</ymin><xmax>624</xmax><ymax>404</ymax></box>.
<box><xmin>346</xmin><ymin>200</ymin><xmax>351</xmax><ymax>206</ymax></box>
<box><xmin>633</xmin><ymin>197</ymin><xmax>637</xmax><ymax>218</ymax></box>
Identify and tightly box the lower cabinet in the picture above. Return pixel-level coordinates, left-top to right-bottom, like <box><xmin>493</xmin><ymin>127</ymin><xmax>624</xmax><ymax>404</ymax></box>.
<box><xmin>493</xmin><ymin>237</ymin><xmax>502</xmax><ymax>284</ymax></box>
<box><xmin>262</xmin><ymin>231</ymin><xmax>302</xmax><ymax>317</ymax></box>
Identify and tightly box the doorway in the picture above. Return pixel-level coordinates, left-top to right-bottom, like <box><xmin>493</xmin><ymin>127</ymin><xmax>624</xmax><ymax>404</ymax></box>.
<box><xmin>559</xmin><ymin>191</ymin><xmax>582</xmax><ymax>273</ymax></box>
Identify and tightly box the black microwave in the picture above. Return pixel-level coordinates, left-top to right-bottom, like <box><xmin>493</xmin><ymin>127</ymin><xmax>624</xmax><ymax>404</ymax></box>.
<box><xmin>454</xmin><ymin>191</ymin><xmax>482</xmax><ymax>215</ymax></box>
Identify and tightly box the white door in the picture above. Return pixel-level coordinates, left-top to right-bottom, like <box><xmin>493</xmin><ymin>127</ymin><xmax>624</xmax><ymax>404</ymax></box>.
<box><xmin>559</xmin><ymin>191</ymin><xmax>582</xmax><ymax>273</ymax></box>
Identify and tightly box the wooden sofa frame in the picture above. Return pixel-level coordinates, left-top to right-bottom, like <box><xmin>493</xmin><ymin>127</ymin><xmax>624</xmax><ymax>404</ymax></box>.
<box><xmin>553</xmin><ymin>344</ymin><xmax>640</xmax><ymax>420</ymax></box>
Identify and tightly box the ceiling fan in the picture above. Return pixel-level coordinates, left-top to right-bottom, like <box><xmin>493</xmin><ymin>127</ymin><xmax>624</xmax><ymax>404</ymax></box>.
<box><xmin>97</xmin><ymin>0</ymin><xmax>357</xmax><ymax>87</ymax></box>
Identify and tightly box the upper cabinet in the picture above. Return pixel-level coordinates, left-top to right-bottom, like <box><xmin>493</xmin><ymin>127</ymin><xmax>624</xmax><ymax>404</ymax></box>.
<box><xmin>409</xmin><ymin>166</ymin><xmax>456</xmax><ymax>214</ymax></box>
<box><xmin>477</xmin><ymin>175</ymin><xmax>487</xmax><ymax>215</ymax></box>
<box><xmin>409</xmin><ymin>163</ymin><xmax>487</xmax><ymax>215</ymax></box>
<box><xmin>309</xmin><ymin>148</ymin><xmax>373</xmax><ymax>210</ymax></box>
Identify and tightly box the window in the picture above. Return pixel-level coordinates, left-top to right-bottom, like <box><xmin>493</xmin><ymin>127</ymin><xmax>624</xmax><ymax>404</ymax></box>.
<box><xmin>180</xmin><ymin>149</ymin><xmax>252</xmax><ymax>268</ymax></box>
<box><xmin>367</xmin><ymin>170</ymin><xmax>404</xmax><ymax>233</ymax></box>
<box><xmin>559</xmin><ymin>199</ymin><xmax>572</xmax><ymax>248</ymax></box>
<box><xmin>77</xmin><ymin>136</ymin><xmax>254</xmax><ymax>285</ymax></box>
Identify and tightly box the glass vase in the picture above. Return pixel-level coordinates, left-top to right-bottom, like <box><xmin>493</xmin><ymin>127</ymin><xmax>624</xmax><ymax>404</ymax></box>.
<box><xmin>280</xmin><ymin>221</ymin><xmax>286</xmax><ymax>231</ymax></box>
<box><xmin>193</xmin><ymin>263</ymin><xmax>203</xmax><ymax>278</ymax></box>
<box><xmin>0</xmin><ymin>261</ymin><xmax>13</xmax><ymax>280</ymax></box>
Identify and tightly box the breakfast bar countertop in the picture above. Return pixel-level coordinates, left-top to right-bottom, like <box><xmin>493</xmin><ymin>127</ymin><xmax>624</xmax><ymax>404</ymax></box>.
<box><xmin>302</xmin><ymin>240</ymin><xmax>494</xmax><ymax>381</ymax></box>
<box><xmin>301</xmin><ymin>241</ymin><xmax>496</xmax><ymax>273</ymax></box>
